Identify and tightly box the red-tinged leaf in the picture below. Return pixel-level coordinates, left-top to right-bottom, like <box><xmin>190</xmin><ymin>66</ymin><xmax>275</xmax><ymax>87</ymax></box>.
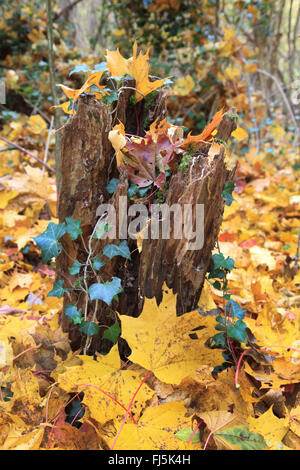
<box><xmin>239</xmin><ymin>238</ymin><xmax>257</xmax><ymax>248</ymax></box>
<box><xmin>122</xmin><ymin>133</ymin><xmax>175</xmax><ymax>190</ymax></box>
<box><xmin>38</xmin><ymin>266</ymin><xmax>56</xmax><ymax>277</ymax></box>
<box><xmin>219</xmin><ymin>232</ymin><xmax>235</xmax><ymax>242</ymax></box>
<box><xmin>234</xmin><ymin>178</ymin><xmax>246</xmax><ymax>194</ymax></box>
<box><xmin>0</xmin><ymin>305</ymin><xmax>27</xmax><ymax>316</ymax></box>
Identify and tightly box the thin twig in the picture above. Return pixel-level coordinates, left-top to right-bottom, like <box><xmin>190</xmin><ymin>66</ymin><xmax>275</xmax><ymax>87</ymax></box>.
<box><xmin>0</xmin><ymin>136</ymin><xmax>56</xmax><ymax>173</ymax></box>
<box><xmin>42</xmin><ymin>116</ymin><xmax>54</xmax><ymax>175</ymax></box>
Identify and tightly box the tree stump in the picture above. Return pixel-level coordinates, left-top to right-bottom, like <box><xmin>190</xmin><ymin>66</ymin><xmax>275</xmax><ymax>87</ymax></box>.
<box><xmin>56</xmin><ymin>89</ymin><xmax>236</xmax><ymax>355</ymax></box>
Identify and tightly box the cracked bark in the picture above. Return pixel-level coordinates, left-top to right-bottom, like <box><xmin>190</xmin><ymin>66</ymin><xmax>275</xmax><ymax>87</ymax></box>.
<box><xmin>57</xmin><ymin>91</ymin><xmax>236</xmax><ymax>354</ymax></box>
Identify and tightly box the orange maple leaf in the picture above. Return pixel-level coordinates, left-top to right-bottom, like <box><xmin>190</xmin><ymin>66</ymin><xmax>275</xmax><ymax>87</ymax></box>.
<box><xmin>181</xmin><ymin>109</ymin><xmax>224</xmax><ymax>149</ymax></box>
<box><xmin>106</xmin><ymin>42</ymin><xmax>169</xmax><ymax>102</ymax></box>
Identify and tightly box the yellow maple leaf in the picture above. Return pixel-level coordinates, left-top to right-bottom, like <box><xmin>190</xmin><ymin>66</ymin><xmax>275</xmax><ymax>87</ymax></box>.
<box><xmin>109</xmin><ymin>401</ymin><xmax>201</xmax><ymax>450</ymax></box>
<box><xmin>171</xmin><ymin>75</ymin><xmax>195</xmax><ymax>97</ymax></box>
<box><xmin>108</xmin><ymin>121</ymin><xmax>126</xmax><ymax>166</ymax></box>
<box><xmin>106</xmin><ymin>42</ymin><xmax>168</xmax><ymax>102</ymax></box>
<box><xmin>55</xmin><ymin>70</ymin><xmax>107</xmax><ymax>113</ymax></box>
<box><xmin>2</xmin><ymin>427</ymin><xmax>44</xmax><ymax>450</ymax></box>
<box><xmin>247</xmin><ymin>406</ymin><xmax>289</xmax><ymax>449</ymax></box>
<box><xmin>27</xmin><ymin>115</ymin><xmax>47</xmax><ymax>134</ymax></box>
<box><xmin>231</xmin><ymin>126</ymin><xmax>248</xmax><ymax>140</ymax></box>
<box><xmin>56</xmin><ymin>345</ymin><xmax>153</xmax><ymax>424</ymax></box>
<box><xmin>0</xmin><ymin>189</ymin><xmax>18</xmax><ymax>210</ymax></box>
<box><xmin>119</xmin><ymin>284</ymin><xmax>223</xmax><ymax>384</ymax></box>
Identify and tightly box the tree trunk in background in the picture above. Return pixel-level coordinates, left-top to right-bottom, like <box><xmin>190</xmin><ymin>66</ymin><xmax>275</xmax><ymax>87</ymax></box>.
<box><xmin>56</xmin><ymin>89</ymin><xmax>236</xmax><ymax>355</ymax></box>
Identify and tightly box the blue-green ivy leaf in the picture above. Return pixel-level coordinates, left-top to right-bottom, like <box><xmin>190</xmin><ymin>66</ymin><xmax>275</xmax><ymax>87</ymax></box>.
<box><xmin>227</xmin><ymin>320</ymin><xmax>247</xmax><ymax>342</ymax></box>
<box><xmin>226</xmin><ymin>299</ymin><xmax>246</xmax><ymax>320</ymax></box>
<box><xmin>102</xmin><ymin>322</ymin><xmax>121</xmax><ymax>344</ymax></box>
<box><xmin>68</xmin><ymin>260</ymin><xmax>82</xmax><ymax>275</ymax></box>
<box><xmin>64</xmin><ymin>304</ymin><xmax>82</xmax><ymax>325</ymax></box>
<box><xmin>102</xmin><ymin>241</ymin><xmax>131</xmax><ymax>260</ymax></box>
<box><xmin>102</xmin><ymin>92</ymin><xmax>118</xmax><ymax>104</ymax></box>
<box><xmin>92</xmin><ymin>257</ymin><xmax>106</xmax><ymax>271</ymax></box>
<box><xmin>106</xmin><ymin>178</ymin><xmax>119</xmax><ymax>194</ymax></box>
<box><xmin>91</xmin><ymin>62</ymin><xmax>108</xmax><ymax>72</ymax></box>
<box><xmin>88</xmin><ymin>277</ymin><xmax>123</xmax><ymax>305</ymax></box>
<box><xmin>65</xmin><ymin>218</ymin><xmax>82</xmax><ymax>241</ymax></box>
<box><xmin>210</xmin><ymin>332</ymin><xmax>226</xmax><ymax>348</ymax></box>
<box><xmin>211</xmin><ymin>253</ymin><xmax>235</xmax><ymax>271</ymax></box>
<box><xmin>33</xmin><ymin>222</ymin><xmax>66</xmax><ymax>263</ymax></box>
<box><xmin>69</xmin><ymin>64</ymin><xmax>90</xmax><ymax>76</ymax></box>
<box><xmin>222</xmin><ymin>181</ymin><xmax>235</xmax><ymax>206</ymax></box>
<box><xmin>93</xmin><ymin>221</ymin><xmax>110</xmax><ymax>239</ymax></box>
<box><xmin>47</xmin><ymin>280</ymin><xmax>68</xmax><ymax>299</ymax></box>
<box><xmin>79</xmin><ymin>321</ymin><xmax>99</xmax><ymax>336</ymax></box>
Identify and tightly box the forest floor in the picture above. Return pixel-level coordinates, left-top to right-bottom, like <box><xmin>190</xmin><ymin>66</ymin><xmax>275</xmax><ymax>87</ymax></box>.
<box><xmin>0</xmin><ymin>115</ymin><xmax>299</xmax><ymax>450</ymax></box>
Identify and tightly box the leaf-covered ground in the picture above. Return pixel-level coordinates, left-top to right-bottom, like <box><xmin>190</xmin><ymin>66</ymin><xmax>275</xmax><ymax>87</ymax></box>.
<box><xmin>0</xmin><ymin>107</ymin><xmax>299</xmax><ymax>449</ymax></box>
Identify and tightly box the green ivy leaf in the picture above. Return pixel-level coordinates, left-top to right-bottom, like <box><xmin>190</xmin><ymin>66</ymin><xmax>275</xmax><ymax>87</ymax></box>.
<box><xmin>222</xmin><ymin>181</ymin><xmax>235</xmax><ymax>206</ymax></box>
<box><xmin>212</xmin><ymin>253</ymin><xmax>235</xmax><ymax>271</ymax></box>
<box><xmin>93</xmin><ymin>221</ymin><xmax>110</xmax><ymax>239</ymax></box>
<box><xmin>68</xmin><ymin>260</ymin><xmax>82</xmax><ymax>275</ymax></box>
<box><xmin>64</xmin><ymin>304</ymin><xmax>82</xmax><ymax>325</ymax></box>
<box><xmin>106</xmin><ymin>178</ymin><xmax>119</xmax><ymax>194</ymax></box>
<box><xmin>65</xmin><ymin>218</ymin><xmax>82</xmax><ymax>241</ymax></box>
<box><xmin>92</xmin><ymin>257</ymin><xmax>106</xmax><ymax>271</ymax></box>
<box><xmin>102</xmin><ymin>241</ymin><xmax>131</xmax><ymax>260</ymax></box>
<box><xmin>79</xmin><ymin>321</ymin><xmax>99</xmax><ymax>336</ymax></box>
<box><xmin>209</xmin><ymin>332</ymin><xmax>226</xmax><ymax>348</ymax></box>
<box><xmin>47</xmin><ymin>280</ymin><xmax>68</xmax><ymax>299</ymax></box>
<box><xmin>102</xmin><ymin>92</ymin><xmax>118</xmax><ymax>104</ymax></box>
<box><xmin>227</xmin><ymin>319</ymin><xmax>247</xmax><ymax>342</ymax></box>
<box><xmin>69</xmin><ymin>64</ymin><xmax>90</xmax><ymax>76</ymax></box>
<box><xmin>102</xmin><ymin>322</ymin><xmax>121</xmax><ymax>344</ymax></box>
<box><xmin>91</xmin><ymin>62</ymin><xmax>108</xmax><ymax>72</ymax></box>
<box><xmin>88</xmin><ymin>277</ymin><xmax>123</xmax><ymax>305</ymax></box>
<box><xmin>33</xmin><ymin>222</ymin><xmax>66</xmax><ymax>263</ymax></box>
<box><xmin>226</xmin><ymin>299</ymin><xmax>246</xmax><ymax>320</ymax></box>
<box><xmin>175</xmin><ymin>428</ymin><xmax>201</xmax><ymax>443</ymax></box>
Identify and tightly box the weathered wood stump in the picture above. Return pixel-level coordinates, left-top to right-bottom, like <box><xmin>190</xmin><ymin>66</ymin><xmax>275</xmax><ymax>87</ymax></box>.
<box><xmin>56</xmin><ymin>88</ymin><xmax>236</xmax><ymax>354</ymax></box>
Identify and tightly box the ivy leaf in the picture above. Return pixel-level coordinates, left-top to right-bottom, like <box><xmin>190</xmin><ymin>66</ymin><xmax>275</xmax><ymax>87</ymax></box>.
<box><xmin>68</xmin><ymin>260</ymin><xmax>82</xmax><ymax>275</ymax></box>
<box><xmin>227</xmin><ymin>319</ymin><xmax>247</xmax><ymax>342</ymax></box>
<box><xmin>222</xmin><ymin>181</ymin><xmax>235</xmax><ymax>206</ymax></box>
<box><xmin>64</xmin><ymin>304</ymin><xmax>82</xmax><ymax>325</ymax></box>
<box><xmin>102</xmin><ymin>92</ymin><xmax>118</xmax><ymax>104</ymax></box>
<box><xmin>79</xmin><ymin>321</ymin><xmax>99</xmax><ymax>336</ymax></box>
<box><xmin>213</xmin><ymin>253</ymin><xmax>235</xmax><ymax>271</ymax></box>
<box><xmin>47</xmin><ymin>280</ymin><xmax>68</xmax><ymax>299</ymax></box>
<box><xmin>93</xmin><ymin>221</ymin><xmax>110</xmax><ymax>239</ymax></box>
<box><xmin>106</xmin><ymin>178</ymin><xmax>119</xmax><ymax>194</ymax></box>
<box><xmin>102</xmin><ymin>322</ymin><xmax>121</xmax><ymax>344</ymax></box>
<box><xmin>88</xmin><ymin>277</ymin><xmax>123</xmax><ymax>305</ymax></box>
<box><xmin>91</xmin><ymin>62</ymin><xmax>108</xmax><ymax>72</ymax></box>
<box><xmin>226</xmin><ymin>299</ymin><xmax>246</xmax><ymax>320</ymax></box>
<box><xmin>175</xmin><ymin>428</ymin><xmax>201</xmax><ymax>443</ymax></box>
<box><xmin>65</xmin><ymin>217</ymin><xmax>82</xmax><ymax>241</ymax></box>
<box><xmin>207</xmin><ymin>332</ymin><xmax>226</xmax><ymax>349</ymax></box>
<box><xmin>33</xmin><ymin>222</ymin><xmax>66</xmax><ymax>263</ymax></box>
<box><xmin>69</xmin><ymin>64</ymin><xmax>90</xmax><ymax>76</ymax></box>
<box><xmin>92</xmin><ymin>257</ymin><xmax>106</xmax><ymax>271</ymax></box>
<box><xmin>102</xmin><ymin>241</ymin><xmax>131</xmax><ymax>260</ymax></box>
